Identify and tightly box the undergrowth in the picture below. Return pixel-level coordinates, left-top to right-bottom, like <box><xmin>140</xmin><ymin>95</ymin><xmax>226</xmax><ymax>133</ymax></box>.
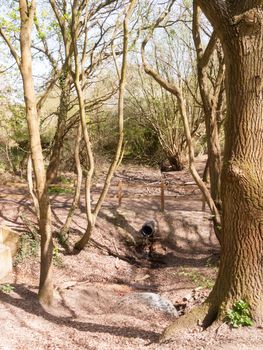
<box><xmin>15</xmin><ymin>231</ymin><xmax>40</xmax><ymax>265</ymax></box>
<box><xmin>15</xmin><ymin>231</ymin><xmax>64</xmax><ymax>267</ymax></box>
<box><xmin>0</xmin><ymin>283</ymin><xmax>14</xmax><ymax>294</ymax></box>
<box><xmin>226</xmin><ymin>300</ymin><xmax>253</xmax><ymax>328</ymax></box>
<box><xmin>53</xmin><ymin>245</ymin><xmax>63</xmax><ymax>267</ymax></box>
<box><xmin>48</xmin><ymin>185</ymin><xmax>73</xmax><ymax>195</ymax></box>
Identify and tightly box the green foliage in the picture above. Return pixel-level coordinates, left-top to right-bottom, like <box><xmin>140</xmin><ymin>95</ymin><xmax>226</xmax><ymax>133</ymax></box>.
<box><xmin>0</xmin><ymin>283</ymin><xmax>14</xmax><ymax>294</ymax></box>
<box><xmin>57</xmin><ymin>231</ymin><xmax>69</xmax><ymax>247</ymax></box>
<box><xmin>48</xmin><ymin>185</ymin><xmax>73</xmax><ymax>195</ymax></box>
<box><xmin>226</xmin><ymin>300</ymin><xmax>253</xmax><ymax>328</ymax></box>
<box><xmin>0</xmin><ymin>161</ymin><xmax>6</xmax><ymax>173</ymax></box>
<box><xmin>124</xmin><ymin>119</ymin><xmax>164</xmax><ymax>165</ymax></box>
<box><xmin>58</xmin><ymin>175</ymin><xmax>72</xmax><ymax>185</ymax></box>
<box><xmin>15</xmin><ymin>231</ymin><xmax>40</xmax><ymax>265</ymax></box>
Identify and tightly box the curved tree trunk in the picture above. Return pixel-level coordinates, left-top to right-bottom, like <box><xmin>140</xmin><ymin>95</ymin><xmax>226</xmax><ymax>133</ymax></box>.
<box><xmin>19</xmin><ymin>0</ymin><xmax>53</xmax><ymax>305</ymax></box>
<box><xmin>192</xmin><ymin>6</ymin><xmax>223</xmax><ymax>210</ymax></box>
<box><xmin>73</xmin><ymin>0</ymin><xmax>137</xmax><ymax>251</ymax></box>
<box><xmin>46</xmin><ymin>69</ymin><xmax>71</xmax><ymax>185</ymax></box>
<box><xmin>60</xmin><ymin>122</ymin><xmax>83</xmax><ymax>240</ymax></box>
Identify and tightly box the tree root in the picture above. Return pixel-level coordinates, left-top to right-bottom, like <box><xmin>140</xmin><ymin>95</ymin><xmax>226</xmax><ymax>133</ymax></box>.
<box><xmin>160</xmin><ymin>302</ymin><xmax>218</xmax><ymax>343</ymax></box>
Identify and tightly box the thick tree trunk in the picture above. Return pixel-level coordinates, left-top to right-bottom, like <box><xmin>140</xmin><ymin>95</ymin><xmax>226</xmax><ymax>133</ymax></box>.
<box><xmin>163</xmin><ymin>6</ymin><xmax>263</xmax><ymax>338</ymax></box>
<box><xmin>20</xmin><ymin>0</ymin><xmax>53</xmax><ymax>305</ymax></box>
<box><xmin>206</xmin><ymin>18</ymin><xmax>263</xmax><ymax>324</ymax></box>
<box><xmin>193</xmin><ymin>5</ymin><xmax>263</xmax><ymax>327</ymax></box>
<box><xmin>168</xmin><ymin>154</ymin><xmax>184</xmax><ymax>171</ymax></box>
<box><xmin>160</xmin><ymin>153</ymin><xmax>184</xmax><ymax>172</ymax></box>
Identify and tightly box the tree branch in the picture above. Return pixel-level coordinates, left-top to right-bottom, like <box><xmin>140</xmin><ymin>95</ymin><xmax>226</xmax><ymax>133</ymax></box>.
<box><xmin>141</xmin><ymin>3</ymin><xmax>222</xmax><ymax>237</ymax></box>
<box><xmin>0</xmin><ymin>28</ymin><xmax>21</xmax><ymax>68</ymax></box>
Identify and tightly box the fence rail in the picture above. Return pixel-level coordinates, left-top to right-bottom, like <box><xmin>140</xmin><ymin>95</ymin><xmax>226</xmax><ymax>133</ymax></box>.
<box><xmin>111</xmin><ymin>179</ymin><xmax>207</xmax><ymax>212</ymax></box>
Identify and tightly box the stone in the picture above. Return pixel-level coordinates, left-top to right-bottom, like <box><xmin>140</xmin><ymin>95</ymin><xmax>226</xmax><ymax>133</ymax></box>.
<box><xmin>0</xmin><ymin>226</ymin><xmax>20</xmax><ymax>257</ymax></box>
<box><xmin>114</xmin><ymin>292</ymin><xmax>178</xmax><ymax>317</ymax></box>
<box><xmin>0</xmin><ymin>244</ymin><xmax>12</xmax><ymax>280</ymax></box>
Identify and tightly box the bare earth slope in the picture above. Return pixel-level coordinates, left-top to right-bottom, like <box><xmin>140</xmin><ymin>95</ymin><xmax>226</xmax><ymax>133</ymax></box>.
<box><xmin>0</xmin><ymin>158</ymin><xmax>262</xmax><ymax>350</ymax></box>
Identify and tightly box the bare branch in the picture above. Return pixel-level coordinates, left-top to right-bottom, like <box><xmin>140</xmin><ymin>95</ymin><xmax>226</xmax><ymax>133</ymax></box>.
<box><xmin>94</xmin><ymin>0</ymin><xmax>137</xmax><ymax>217</ymax></box>
<box><xmin>141</xmin><ymin>2</ymin><xmax>222</xmax><ymax>235</ymax></box>
<box><xmin>0</xmin><ymin>28</ymin><xmax>21</xmax><ymax>68</ymax></box>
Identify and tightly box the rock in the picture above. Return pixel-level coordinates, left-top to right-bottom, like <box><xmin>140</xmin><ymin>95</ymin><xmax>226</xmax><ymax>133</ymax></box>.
<box><xmin>183</xmin><ymin>293</ymin><xmax>192</xmax><ymax>302</ymax></box>
<box><xmin>0</xmin><ymin>244</ymin><xmax>12</xmax><ymax>280</ymax></box>
<box><xmin>0</xmin><ymin>226</ymin><xmax>20</xmax><ymax>257</ymax></box>
<box><xmin>0</xmin><ymin>227</ymin><xmax>20</xmax><ymax>280</ymax></box>
<box><xmin>113</xmin><ymin>292</ymin><xmax>178</xmax><ymax>317</ymax></box>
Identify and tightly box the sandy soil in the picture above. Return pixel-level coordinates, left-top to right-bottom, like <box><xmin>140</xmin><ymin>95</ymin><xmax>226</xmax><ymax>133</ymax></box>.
<box><xmin>0</xmin><ymin>158</ymin><xmax>262</xmax><ymax>350</ymax></box>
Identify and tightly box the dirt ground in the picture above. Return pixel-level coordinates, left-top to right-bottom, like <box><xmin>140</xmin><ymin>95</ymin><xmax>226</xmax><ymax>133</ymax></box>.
<box><xmin>0</xmin><ymin>157</ymin><xmax>263</xmax><ymax>350</ymax></box>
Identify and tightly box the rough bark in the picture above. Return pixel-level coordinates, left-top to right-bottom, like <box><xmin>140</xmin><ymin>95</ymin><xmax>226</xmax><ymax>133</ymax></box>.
<box><xmin>164</xmin><ymin>3</ymin><xmax>263</xmax><ymax>337</ymax></box>
<box><xmin>200</xmin><ymin>1</ymin><xmax>263</xmax><ymax>327</ymax></box>
<box><xmin>207</xmin><ymin>4</ymin><xmax>263</xmax><ymax>325</ymax></box>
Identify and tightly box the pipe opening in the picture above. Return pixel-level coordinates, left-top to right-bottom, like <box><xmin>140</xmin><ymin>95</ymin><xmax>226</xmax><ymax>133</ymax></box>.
<box><xmin>140</xmin><ymin>220</ymin><xmax>156</xmax><ymax>238</ymax></box>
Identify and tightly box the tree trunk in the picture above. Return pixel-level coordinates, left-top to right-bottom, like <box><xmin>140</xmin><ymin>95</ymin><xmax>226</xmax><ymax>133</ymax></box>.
<box><xmin>74</xmin><ymin>221</ymin><xmax>94</xmax><ymax>251</ymax></box>
<box><xmin>192</xmin><ymin>5</ymin><xmax>223</xmax><ymax>210</ymax></box>
<box><xmin>200</xmin><ymin>6</ymin><xmax>263</xmax><ymax>326</ymax></box>
<box><xmin>204</xmin><ymin>109</ymin><xmax>222</xmax><ymax>209</ymax></box>
<box><xmin>46</xmin><ymin>69</ymin><xmax>71</xmax><ymax>185</ymax></box>
<box><xmin>27</xmin><ymin>154</ymin><xmax>40</xmax><ymax>220</ymax></box>
<box><xmin>72</xmin><ymin>0</ymin><xmax>136</xmax><ymax>250</ymax></box>
<box><xmin>168</xmin><ymin>154</ymin><xmax>184</xmax><ymax>171</ymax></box>
<box><xmin>162</xmin><ymin>5</ymin><xmax>263</xmax><ymax>338</ymax></box>
<box><xmin>60</xmin><ymin>122</ymin><xmax>83</xmax><ymax>240</ymax></box>
<box><xmin>19</xmin><ymin>0</ymin><xmax>53</xmax><ymax>305</ymax></box>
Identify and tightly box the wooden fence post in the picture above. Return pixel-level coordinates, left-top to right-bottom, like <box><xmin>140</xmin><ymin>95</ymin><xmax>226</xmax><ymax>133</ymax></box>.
<box><xmin>118</xmin><ymin>179</ymin><xmax>123</xmax><ymax>207</ymax></box>
<box><xmin>160</xmin><ymin>180</ymin><xmax>165</xmax><ymax>212</ymax></box>
<box><xmin>202</xmin><ymin>195</ymin><xmax>206</xmax><ymax>212</ymax></box>
<box><xmin>202</xmin><ymin>182</ymin><xmax>207</xmax><ymax>212</ymax></box>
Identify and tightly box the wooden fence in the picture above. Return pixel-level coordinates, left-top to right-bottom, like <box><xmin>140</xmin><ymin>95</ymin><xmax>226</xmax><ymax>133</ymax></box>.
<box><xmin>114</xmin><ymin>179</ymin><xmax>207</xmax><ymax>212</ymax></box>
